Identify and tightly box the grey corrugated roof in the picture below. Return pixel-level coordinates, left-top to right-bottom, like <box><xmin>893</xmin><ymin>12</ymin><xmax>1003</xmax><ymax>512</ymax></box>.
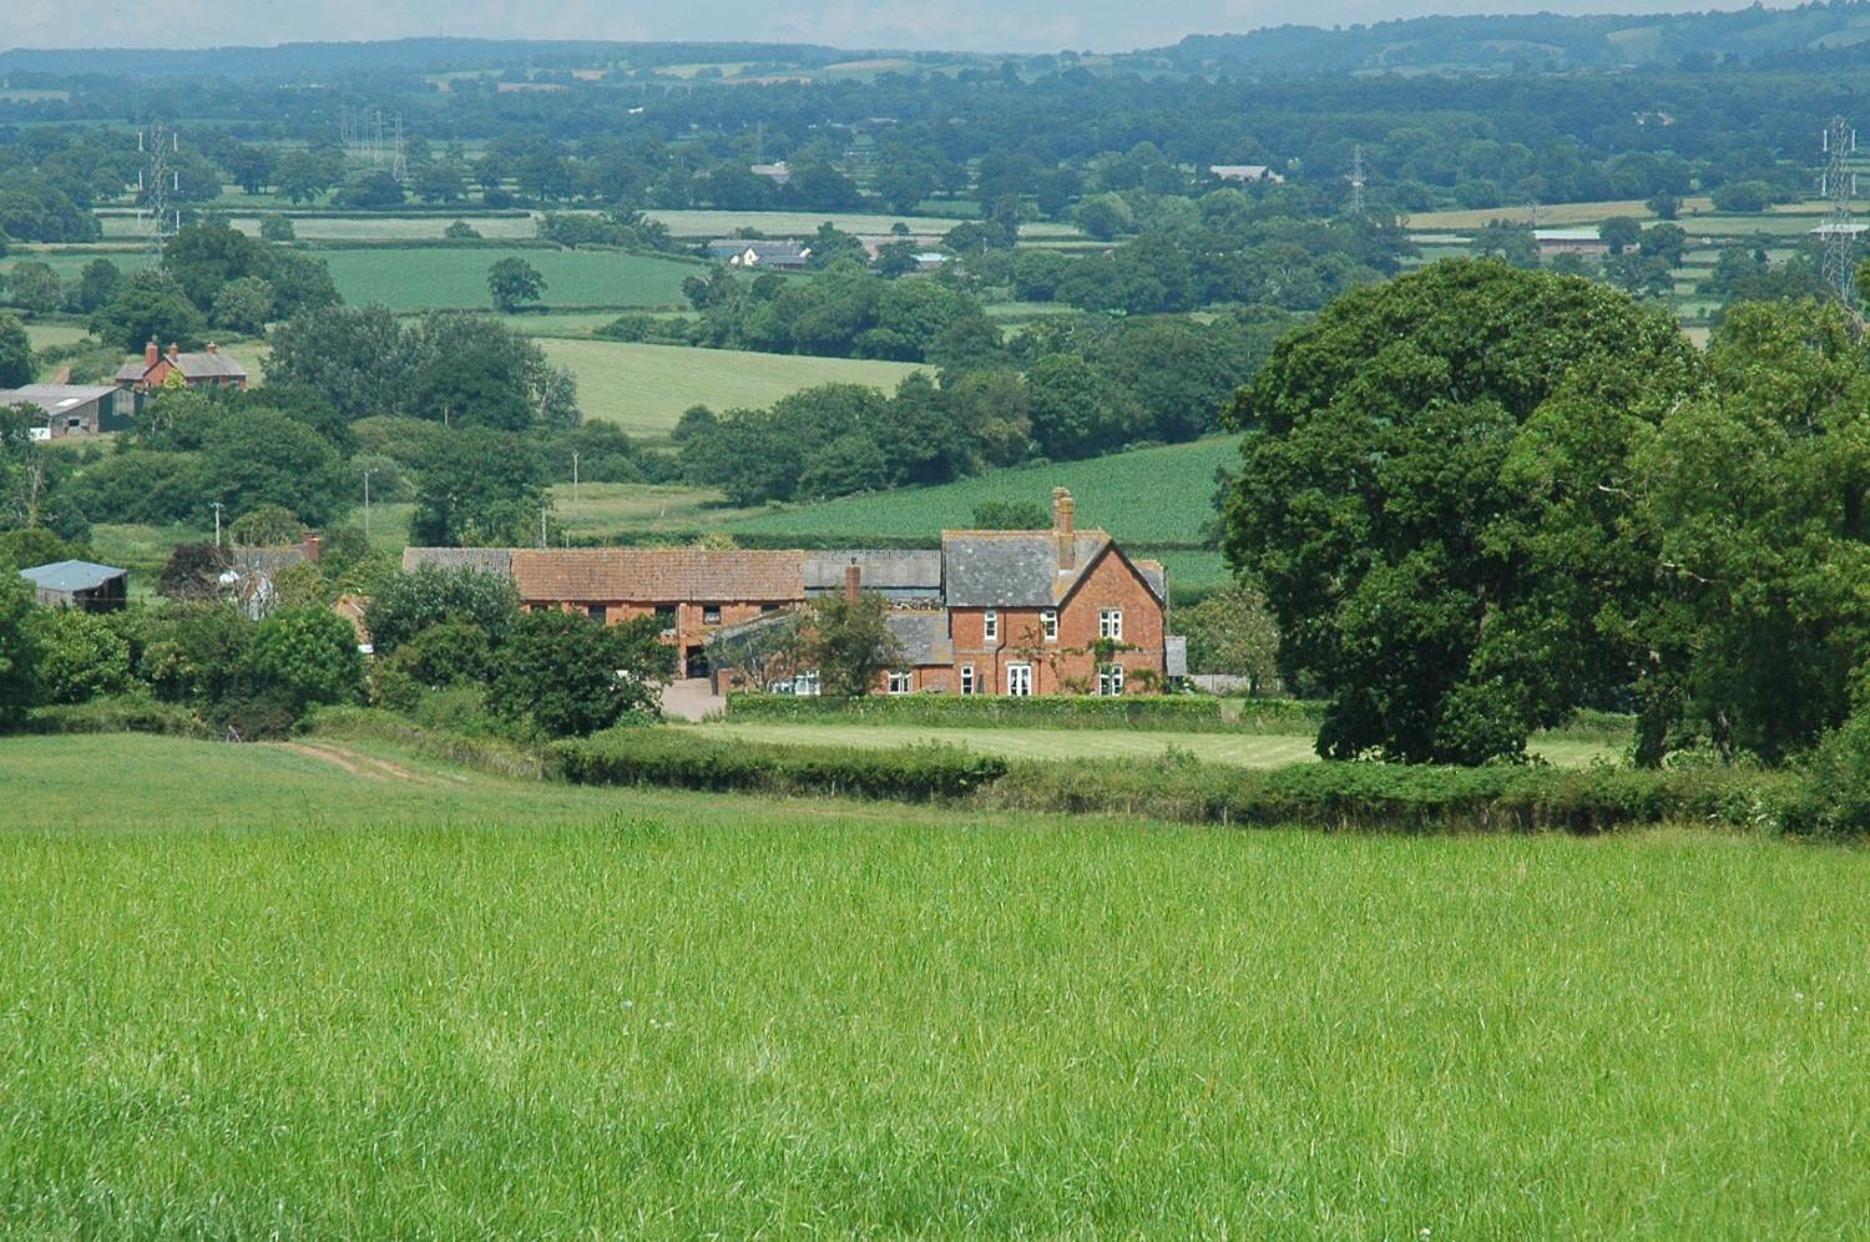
<box><xmin>19</xmin><ymin>560</ymin><xmax>126</xmax><ymax>592</ymax></box>
<box><xmin>0</xmin><ymin>384</ymin><xmax>116</xmax><ymax>414</ymax></box>
<box><xmin>804</xmin><ymin>549</ymin><xmax>942</xmax><ymax>593</ymax></box>
<box><xmin>402</xmin><ymin>547</ymin><xmax>515</xmax><ymax>578</ymax></box>
<box><xmin>887</xmin><ymin>611</ymin><xmax>952</xmax><ymax>667</ymax></box>
<box><xmin>941</xmin><ymin>531</ymin><xmax>1108</xmax><ymax>608</ymax></box>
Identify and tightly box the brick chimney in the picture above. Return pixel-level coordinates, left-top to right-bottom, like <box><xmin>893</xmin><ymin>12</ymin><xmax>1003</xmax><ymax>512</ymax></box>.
<box><xmin>1053</xmin><ymin>487</ymin><xmax>1076</xmax><ymax>570</ymax></box>
<box><xmin>844</xmin><ymin>561</ymin><xmax>862</xmax><ymax>602</ymax></box>
<box><xmin>165</xmin><ymin>342</ymin><xmax>179</xmax><ymax>360</ymax></box>
<box><xmin>302</xmin><ymin>533</ymin><xmax>322</xmax><ymax>563</ymax></box>
<box><xmin>205</xmin><ymin>341</ymin><xmax>218</xmax><ymax>355</ymax></box>
<box><xmin>144</xmin><ymin>340</ymin><xmax>159</xmax><ymax>367</ymax></box>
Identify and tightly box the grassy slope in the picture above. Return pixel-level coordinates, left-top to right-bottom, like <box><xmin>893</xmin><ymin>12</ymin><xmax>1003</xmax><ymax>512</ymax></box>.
<box><xmin>542</xmin><ymin>339</ymin><xmax>928</xmax><ymax>437</ymax></box>
<box><xmin>0</xmin><ymin>733</ymin><xmax>1864</xmax><ymax>1235</ymax></box>
<box><xmin>721</xmin><ymin>437</ymin><xmax>1238</xmax><ymax>545</ymax></box>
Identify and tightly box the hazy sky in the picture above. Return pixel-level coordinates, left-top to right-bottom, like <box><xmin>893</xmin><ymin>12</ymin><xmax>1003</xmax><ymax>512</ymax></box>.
<box><xmin>1</xmin><ymin>0</ymin><xmax>1791</xmax><ymax>55</ymax></box>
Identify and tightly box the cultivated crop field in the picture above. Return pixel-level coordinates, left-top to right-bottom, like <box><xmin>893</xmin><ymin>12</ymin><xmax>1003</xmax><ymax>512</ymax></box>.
<box><xmin>0</xmin><ymin>732</ymin><xmax>1864</xmax><ymax>1235</ymax></box>
<box><xmin>721</xmin><ymin>437</ymin><xmax>1239</xmax><ymax>544</ymax></box>
<box><xmin>541</xmin><ymin>339</ymin><xmax>927</xmax><ymax>437</ymax></box>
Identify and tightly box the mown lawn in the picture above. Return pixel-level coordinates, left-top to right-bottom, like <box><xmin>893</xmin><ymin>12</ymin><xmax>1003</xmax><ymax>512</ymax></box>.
<box><xmin>0</xmin><ymin>733</ymin><xmax>1862</xmax><ymax>1235</ymax></box>
<box><xmin>315</xmin><ymin>247</ymin><xmax>699</xmax><ymax>311</ymax></box>
<box><xmin>542</xmin><ymin>339</ymin><xmax>927</xmax><ymax>437</ymax></box>
<box><xmin>700</xmin><ymin>721</ymin><xmax>1621</xmax><ymax>767</ymax></box>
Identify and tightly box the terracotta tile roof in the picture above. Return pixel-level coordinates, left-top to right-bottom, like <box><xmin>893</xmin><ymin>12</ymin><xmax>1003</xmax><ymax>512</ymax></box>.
<box><xmin>511</xmin><ymin>548</ymin><xmax>805</xmax><ymax>603</ymax></box>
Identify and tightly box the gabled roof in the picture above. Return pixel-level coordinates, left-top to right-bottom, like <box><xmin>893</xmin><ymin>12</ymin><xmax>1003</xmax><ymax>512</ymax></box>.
<box><xmin>114</xmin><ymin>351</ymin><xmax>249</xmax><ymax>383</ymax></box>
<box><xmin>940</xmin><ymin>529</ymin><xmax>1110</xmax><ymax>608</ymax></box>
<box><xmin>887</xmin><ymin>610</ymin><xmax>953</xmax><ymax>667</ymax></box>
<box><xmin>804</xmin><ymin>549</ymin><xmax>942</xmax><ymax>594</ymax></box>
<box><xmin>511</xmin><ymin>548</ymin><xmax>805</xmax><ymax>603</ymax></box>
<box><xmin>19</xmin><ymin>560</ymin><xmax>126</xmax><ymax>592</ymax></box>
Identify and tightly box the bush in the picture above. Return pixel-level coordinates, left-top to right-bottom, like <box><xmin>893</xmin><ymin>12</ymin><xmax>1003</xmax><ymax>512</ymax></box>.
<box><xmin>554</xmin><ymin>728</ymin><xmax>1008</xmax><ymax>801</ymax></box>
<box><xmin>488</xmin><ymin>611</ymin><xmax>669</xmax><ymax>738</ymax></box>
<box><xmin>365</xmin><ymin>566</ymin><xmax>520</xmax><ymax>655</ymax></box>
<box><xmin>249</xmin><ymin>606</ymin><xmax>364</xmax><ymax>708</ymax></box>
<box><xmin>26</xmin><ymin>607</ymin><xmax>133</xmax><ymax>704</ymax></box>
<box><xmin>1785</xmin><ymin>708</ymin><xmax>1870</xmax><ymax>837</ymax></box>
<box><xmin>20</xmin><ymin>696</ymin><xmax>208</xmax><ymax>738</ymax></box>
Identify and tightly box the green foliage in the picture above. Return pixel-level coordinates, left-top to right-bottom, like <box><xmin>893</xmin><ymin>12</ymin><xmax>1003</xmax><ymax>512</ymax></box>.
<box><xmin>250</xmin><ymin>606</ymin><xmax>364</xmax><ymax>708</ymax></box>
<box><xmin>487</xmin><ymin>257</ymin><xmax>547</xmax><ymax>313</ymax></box>
<box><xmin>363</xmin><ymin>565</ymin><xmax>520</xmax><ymax>656</ymax></box>
<box><xmin>89</xmin><ymin>270</ymin><xmax>206</xmax><ymax>353</ymax></box>
<box><xmin>489</xmin><ymin>611</ymin><xmax>670</xmax><ymax>737</ymax></box>
<box><xmin>200</xmin><ymin>409</ymin><xmax>346</xmax><ymax>525</ymax></box>
<box><xmin>970</xmin><ymin>499</ymin><xmax>1048</xmax><ymax>529</ymax></box>
<box><xmin>555</xmin><ymin>729</ymin><xmax>1007</xmax><ymax>800</ymax></box>
<box><xmin>789</xmin><ymin>591</ymin><xmax>904</xmax><ymax>699</ymax></box>
<box><xmin>259</xmin><ymin>214</ymin><xmax>297</xmax><ymax>242</ymax></box>
<box><xmin>25</xmin><ymin>607</ymin><xmax>132</xmax><ymax>704</ymax></box>
<box><xmin>1180</xmin><ymin>583</ymin><xmax>1283</xmax><ymax>691</ymax></box>
<box><xmin>0</xmin><ymin>570</ymin><xmax>37</xmax><ymax>725</ymax></box>
<box><xmin>3</xmin><ymin>260</ymin><xmax>63</xmax><ymax>313</ymax></box>
<box><xmin>0</xmin><ymin>314</ymin><xmax>31</xmax><ymax>388</ymax></box>
<box><xmin>409</xmin><ymin>428</ymin><xmax>546</xmax><ymax>547</ymax></box>
<box><xmin>135</xmin><ymin>603</ymin><xmax>253</xmax><ymax>708</ymax></box>
<box><xmin>210</xmin><ymin>275</ymin><xmax>276</xmax><ymax>334</ymax></box>
<box><xmin>227</xmin><ymin>504</ymin><xmax>304</xmax><ymax>547</ymax></box>
<box><xmin>157</xmin><ymin>542</ymin><xmax>230</xmax><ymax>602</ymax></box>
<box><xmin>728</xmin><ymin>692</ymin><xmax>1321</xmax><ymax>733</ymax></box>
<box><xmin>1225</xmin><ymin>259</ymin><xmax>1699</xmax><ymax>764</ymax></box>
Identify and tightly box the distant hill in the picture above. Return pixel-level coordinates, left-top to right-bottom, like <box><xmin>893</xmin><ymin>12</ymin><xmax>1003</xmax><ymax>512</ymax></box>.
<box><xmin>0</xmin><ymin>37</ymin><xmax>858</xmax><ymax>79</ymax></box>
<box><xmin>1152</xmin><ymin>3</ymin><xmax>1870</xmax><ymax>75</ymax></box>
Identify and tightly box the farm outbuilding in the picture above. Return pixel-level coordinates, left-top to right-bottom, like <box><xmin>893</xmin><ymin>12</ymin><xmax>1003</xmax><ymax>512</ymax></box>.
<box><xmin>18</xmin><ymin>560</ymin><xmax>128</xmax><ymax>612</ymax></box>
<box><xmin>0</xmin><ymin>384</ymin><xmax>129</xmax><ymax>439</ymax></box>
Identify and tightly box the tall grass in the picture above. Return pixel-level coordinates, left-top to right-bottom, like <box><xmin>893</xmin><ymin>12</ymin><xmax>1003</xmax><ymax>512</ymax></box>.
<box><xmin>0</xmin><ymin>734</ymin><xmax>1863</xmax><ymax>1234</ymax></box>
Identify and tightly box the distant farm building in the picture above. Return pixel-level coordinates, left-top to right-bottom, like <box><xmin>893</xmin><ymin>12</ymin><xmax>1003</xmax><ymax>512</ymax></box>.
<box><xmin>1209</xmin><ymin>164</ymin><xmax>1285</xmax><ymax>184</ymax></box>
<box><xmin>1534</xmin><ymin>228</ymin><xmax>1610</xmax><ymax>258</ymax></box>
<box><xmin>18</xmin><ymin>560</ymin><xmax>127</xmax><ymax>612</ymax></box>
<box><xmin>114</xmin><ymin>341</ymin><xmax>248</xmax><ymax>412</ymax></box>
<box><xmin>0</xmin><ymin>384</ymin><xmax>128</xmax><ymax>439</ymax></box>
<box><xmin>749</xmin><ymin>161</ymin><xmax>793</xmax><ymax>185</ymax></box>
<box><xmin>705</xmin><ymin>239</ymin><xmax>812</xmax><ymax>270</ymax></box>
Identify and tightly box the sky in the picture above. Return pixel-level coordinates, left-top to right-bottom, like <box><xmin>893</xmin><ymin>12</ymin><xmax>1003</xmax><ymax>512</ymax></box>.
<box><xmin>0</xmin><ymin>0</ymin><xmax>1798</xmax><ymax>55</ymax></box>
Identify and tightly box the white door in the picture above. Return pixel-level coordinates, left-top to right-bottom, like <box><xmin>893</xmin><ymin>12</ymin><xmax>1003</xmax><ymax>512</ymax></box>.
<box><xmin>1006</xmin><ymin>664</ymin><xmax>1033</xmax><ymax>697</ymax></box>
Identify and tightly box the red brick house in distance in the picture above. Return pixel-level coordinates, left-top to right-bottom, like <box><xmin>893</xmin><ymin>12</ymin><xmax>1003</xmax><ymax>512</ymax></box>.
<box><xmin>401</xmin><ymin>488</ymin><xmax>1177</xmax><ymax>695</ymax></box>
<box><xmin>114</xmin><ymin>341</ymin><xmax>249</xmax><ymax>413</ymax></box>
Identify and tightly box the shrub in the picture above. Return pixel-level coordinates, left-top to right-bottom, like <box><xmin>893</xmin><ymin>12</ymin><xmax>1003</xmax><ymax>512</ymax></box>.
<box><xmin>727</xmin><ymin>693</ymin><xmax>1323</xmax><ymax>733</ymax></box>
<box><xmin>365</xmin><ymin>566</ymin><xmax>520</xmax><ymax>655</ymax></box>
<box><xmin>250</xmin><ymin>606</ymin><xmax>364</xmax><ymax>708</ymax></box>
<box><xmin>488</xmin><ymin>611</ymin><xmax>670</xmax><ymax>737</ymax></box>
<box><xmin>26</xmin><ymin>607</ymin><xmax>133</xmax><ymax>704</ymax></box>
<box><xmin>1786</xmin><ymin>708</ymin><xmax>1870</xmax><ymax>837</ymax></box>
<box><xmin>554</xmin><ymin>729</ymin><xmax>1007</xmax><ymax>801</ymax></box>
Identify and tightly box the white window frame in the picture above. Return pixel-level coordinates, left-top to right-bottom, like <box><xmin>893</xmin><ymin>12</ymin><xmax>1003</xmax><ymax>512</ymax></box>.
<box><xmin>983</xmin><ymin>608</ymin><xmax>999</xmax><ymax>642</ymax></box>
<box><xmin>1006</xmin><ymin>663</ymin><xmax>1033</xmax><ymax>697</ymax></box>
<box><xmin>1099</xmin><ymin>608</ymin><xmax>1124</xmax><ymax>641</ymax></box>
<box><xmin>1098</xmin><ymin>664</ymin><xmax>1125</xmax><ymax>697</ymax></box>
<box><xmin>793</xmin><ymin>670</ymin><xmax>821</xmax><ymax>697</ymax></box>
<box><xmin>1041</xmin><ymin>609</ymin><xmax>1058</xmax><ymax>642</ymax></box>
<box><xmin>887</xmin><ymin>671</ymin><xmax>913</xmax><ymax>695</ymax></box>
<box><xmin>960</xmin><ymin>665</ymin><xmax>976</xmax><ymax>695</ymax></box>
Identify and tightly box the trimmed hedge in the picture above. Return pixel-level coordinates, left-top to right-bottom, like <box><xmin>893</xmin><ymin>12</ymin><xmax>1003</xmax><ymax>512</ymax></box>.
<box><xmin>553</xmin><ymin>728</ymin><xmax>1007</xmax><ymax>802</ymax></box>
<box><xmin>17</xmin><ymin>698</ymin><xmax>210</xmax><ymax>739</ymax></box>
<box><xmin>986</xmin><ymin>755</ymin><xmax>1797</xmax><ymax>834</ymax></box>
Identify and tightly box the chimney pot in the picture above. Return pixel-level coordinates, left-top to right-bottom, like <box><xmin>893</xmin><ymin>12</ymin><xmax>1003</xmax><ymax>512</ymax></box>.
<box><xmin>166</xmin><ymin>342</ymin><xmax>179</xmax><ymax>360</ymax></box>
<box><xmin>206</xmin><ymin>341</ymin><xmax>218</xmax><ymax>355</ymax></box>
<box><xmin>844</xmin><ymin>561</ymin><xmax>862</xmax><ymax>602</ymax></box>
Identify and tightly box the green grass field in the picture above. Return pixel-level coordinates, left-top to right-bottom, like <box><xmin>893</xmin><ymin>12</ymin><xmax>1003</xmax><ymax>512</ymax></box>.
<box><xmin>722</xmin><ymin>437</ymin><xmax>1238</xmax><ymax>544</ymax></box>
<box><xmin>316</xmin><ymin>248</ymin><xmax>699</xmax><ymax>311</ymax></box>
<box><xmin>223</xmin><ymin>215</ymin><xmax>541</xmax><ymax>242</ymax></box>
<box><xmin>0</xmin><ymin>732</ymin><xmax>1864</xmax><ymax>1234</ymax></box>
<box><xmin>699</xmin><ymin>722</ymin><xmax>1619</xmax><ymax>767</ymax></box>
<box><xmin>543</xmin><ymin>339</ymin><xmax>927</xmax><ymax>437</ymax></box>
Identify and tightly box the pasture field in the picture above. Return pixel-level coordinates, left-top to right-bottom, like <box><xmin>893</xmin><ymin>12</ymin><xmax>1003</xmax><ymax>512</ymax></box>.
<box><xmin>699</xmin><ymin>722</ymin><xmax>1620</xmax><ymax>767</ymax></box>
<box><xmin>316</xmin><ymin>248</ymin><xmax>698</xmax><ymax>311</ymax></box>
<box><xmin>641</xmin><ymin>209</ymin><xmax>1082</xmax><ymax>241</ymax></box>
<box><xmin>543</xmin><ymin>339</ymin><xmax>927</xmax><ymax>437</ymax></box>
<box><xmin>222</xmin><ymin>215</ymin><xmax>541</xmax><ymax>242</ymax></box>
<box><xmin>721</xmin><ymin>437</ymin><xmax>1238</xmax><ymax>544</ymax></box>
<box><xmin>22</xmin><ymin>321</ymin><xmax>91</xmax><ymax>351</ymax></box>
<box><xmin>551</xmin><ymin>482</ymin><xmax>741</xmax><ymax>536</ymax></box>
<box><xmin>1403</xmin><ymin>197</ymin><xmax>1717</xmax><ymax>229</ymax></box>
<box><xmin>0</xmin><ymin>732</ymin><xmax>1865</xmax><ymax>1235</ymax></box>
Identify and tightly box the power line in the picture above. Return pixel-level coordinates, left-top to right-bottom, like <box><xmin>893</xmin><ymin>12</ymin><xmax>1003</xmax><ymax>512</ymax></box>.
<box><xmin>1821</xmin><ymin>115</ymin><xmax>1858</xmax><ymax>306</ymax></box>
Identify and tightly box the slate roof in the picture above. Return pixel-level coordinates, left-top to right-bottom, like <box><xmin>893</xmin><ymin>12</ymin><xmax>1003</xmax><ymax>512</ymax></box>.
<box><xmin>804</xmin><ymin>549</ymin><xmax>942</xmax><ymax>595</ymax></box>
<box><xmin>510</xmin><ymin>548</ymin><xmax>805</xmax><ymax>603</ymax></box>
<box><xmin>887</xmin><ymin>611</ymin><xmax>953</xmax><ymax>667</ymax></box>
<box><xmin>114</xmin><ymin>351</ymin><xmax>249</xmax><ymax>383</ymax></box>
<box><xmin>18</xmin><ymin>560</ymin><xmax>126</xmax><ymax>592</ymax></box>
<box><xmin>1134</xmin><ymin>558</ymin><xmax>1168</xmax><ymax>604</ymax></box>
<box><xmin>402</xmin><ymin>547</ymin><xmax>515</xmax><ymax>577</ymax></box>
<box><xmin>940</xmin><ymin>530</ymin><xmax>1111</xmax><ymax>608</ymax></box>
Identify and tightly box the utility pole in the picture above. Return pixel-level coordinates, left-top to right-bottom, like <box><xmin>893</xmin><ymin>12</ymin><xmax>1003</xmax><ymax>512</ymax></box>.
<box><xmin>572</xmin><ymin>451</ymin><xmax>580</xmax><ymax>515</ymax></box>
<box><xmin>362</xmin><ymin>469</ymin><xmax>374</xmax><ymax>540</ymax></box>
<box><xmin>1822</xmin><ymin>115</ymin><xmax>1859</xmax><ymax>307</ymax></box>
<box><xmin>539</xmin><ymin>504</ymin><xmax>548</xmax><ymax>549</ymax></box>
<box><xmin>210</xmin><ymin>501</ymin><xmax>225</xmax><ymax>547</ymax></box>
<box><xmin>1346</xmin><ymin>143</ymin><xmax>1365</xmax><ymax>218</ymax></box>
